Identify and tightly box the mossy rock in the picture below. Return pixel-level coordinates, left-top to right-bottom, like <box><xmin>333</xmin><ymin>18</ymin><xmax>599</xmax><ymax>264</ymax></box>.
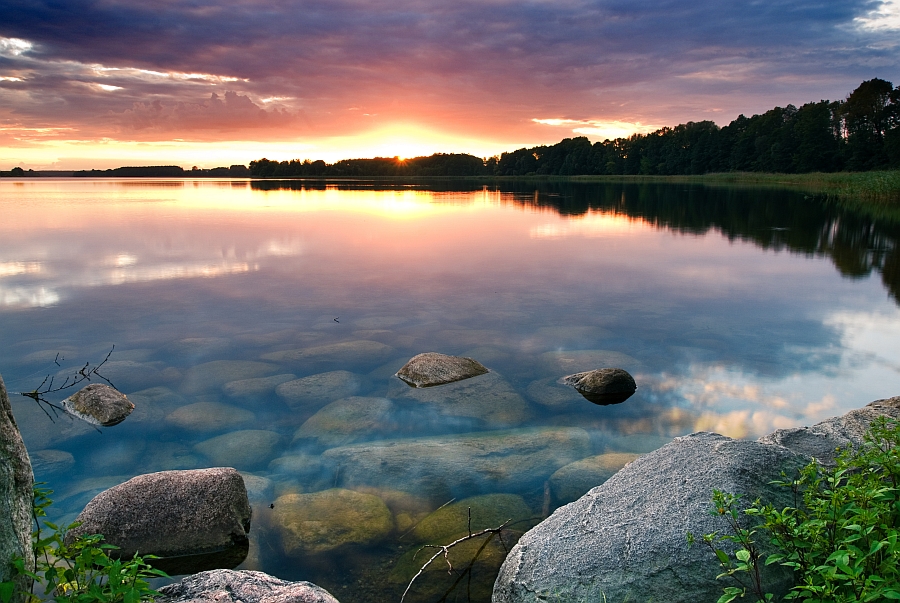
<box><xmin>272</xmin><ymin>488</ymin><xmax>394</xmax><ymax>555</ymax></box>
<box><xmin>411</xmin><ymin>493</ymin><xmax>533</xmax><ymax>543</ymax></box>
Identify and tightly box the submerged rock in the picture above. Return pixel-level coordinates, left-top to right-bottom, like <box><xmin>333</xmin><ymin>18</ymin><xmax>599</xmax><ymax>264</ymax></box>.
<box><xmin>387</xmin><ymin>371</ymin><xmax>531</xmax><ymax>427</ymax></box>
<box><xmin>181</xmin><ymin>361</ymin><xmax>278</xmax><ymax>395</ymax></box>
<box><xmin>66</xmin><ymin>468</ymin><xmax>251</xmax><ymax>575</ymax></box>
<box><xmin>62</xmin><ymin>383</ymin><xmax>134</xmax><ymax>426</ymax></box>
<box><xmin>396</xmin><ymin>352</ymin><xmax>489</xmax><ymax>387</ymax></box>
<box><xmin>166</xmin><ymin>401</ymin><xmax>255</xmax><ymax>432</ymax></box>
<box><xmin>29</xmin><ymin>449</ymin><xmax>76</xmax><ymax>476</ymax></box>
<box><xmin>271</xmin><ymin>488</ymin><xmax>393</xmax><ymax>555</ymax></box>
<box><xmin>194</xmin><ymin>430</ymin><xmax>282</xmax><ymax>469</ymax></box>
<box><xmin>158</xmin><ymin>570</ymin><xmax>340</xmax><ymax>603</ymax></box>
<box><xmin>223</xmin><ymin>374</ymin><xmax>296</xmax><ymax>400</ymax></box>
<box><xmin>561</xmin><ymin>368</ymin><xmax>636</xmax><ymax>405</ymax></box>
<box><xmin>275</xmin><ymin>371</ymin><xmax>364</xmax><ymax>410</ymax></box>
<box><xmin>322</xmin><ymin>427</ymin><xmax>591</xmax><ymax>501</ymax></box>
<box><xmin>292</xmin><ymin>396</ymin><xmax>395</xmax><ymax>447</ymax></box>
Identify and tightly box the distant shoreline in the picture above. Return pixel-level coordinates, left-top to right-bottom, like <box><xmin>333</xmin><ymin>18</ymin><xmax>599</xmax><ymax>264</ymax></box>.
<box><xmin>3</xmin><ymin>168</ymin><xmax>898</xmax><ymax>210</ymax></box>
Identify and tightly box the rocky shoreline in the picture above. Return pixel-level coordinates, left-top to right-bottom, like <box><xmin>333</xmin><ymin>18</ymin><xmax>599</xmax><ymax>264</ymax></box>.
<box><xmin>4</xmin><ymin>366</ymin><xmax>899</xmax><ymax>603</ymax></box>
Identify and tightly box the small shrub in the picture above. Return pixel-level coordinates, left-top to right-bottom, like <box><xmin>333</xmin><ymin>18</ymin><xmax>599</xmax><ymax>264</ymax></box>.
<box><xmin>1</xmin><ymin>486</ymin><xmax>167</xmax><ymax>603</ymax></box>
<box><xmin>692</xmin><ymin>416</ymin><xmax>900</xmax><ymax>602</ymax></box>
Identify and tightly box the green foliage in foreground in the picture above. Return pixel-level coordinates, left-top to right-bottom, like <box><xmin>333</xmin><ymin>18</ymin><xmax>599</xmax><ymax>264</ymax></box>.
<box><xmin>691</xmin><ymin>417</ymin><xmax>900</xmax><ymax>602</ymax></box>
<box><xmin>0</xmin><ymin>486</ymin><xmax>166</xmax><ymax>603</ymax></box>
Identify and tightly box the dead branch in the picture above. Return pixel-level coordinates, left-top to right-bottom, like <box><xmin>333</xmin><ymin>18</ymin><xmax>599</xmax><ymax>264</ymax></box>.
<box><xmin>400</xmin><ymin>511</ymin><xmax>511</xmax><ymax>603</ymax></box>
<box><xmin>14</xmin><ymin>345</ymin><xmax>116</xmax><ymax>423</ymax></box>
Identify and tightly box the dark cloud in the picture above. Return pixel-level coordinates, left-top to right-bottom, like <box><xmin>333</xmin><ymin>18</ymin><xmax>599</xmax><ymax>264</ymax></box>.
<box><xmin>118</xmin><ymin>91</ymin><xmax>298</xmax><ymax>134</ymax></box>
<box><xmin>0</xmin><ymin>0</ymin><xmax>898</xmax><ymax>147</ymax></box>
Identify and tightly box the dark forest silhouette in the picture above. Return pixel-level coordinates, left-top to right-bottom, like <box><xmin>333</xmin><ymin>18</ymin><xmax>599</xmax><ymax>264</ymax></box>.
<box><xmin>248</xmin><ymin>78</ymin><xmax>899</xmax><ymax>178</ymax></box>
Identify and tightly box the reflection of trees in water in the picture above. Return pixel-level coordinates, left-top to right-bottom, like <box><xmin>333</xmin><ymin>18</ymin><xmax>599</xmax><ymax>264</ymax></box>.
<box><xmin>505</xmin><ymin>181</ymin><xmax>900</xmax><ymax>306</ymax></box>
<box><xmin>250</xmin><ymin>179</ymin><xmax>900</xmax><ymax>305</ymax></box>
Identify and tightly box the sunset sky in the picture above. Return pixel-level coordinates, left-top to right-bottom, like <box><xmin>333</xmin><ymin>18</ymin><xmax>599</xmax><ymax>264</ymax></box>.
<box><xmin>1</xmin><ymin>0</ymin><xmax>899</xmax><ymax>169</ymax></box>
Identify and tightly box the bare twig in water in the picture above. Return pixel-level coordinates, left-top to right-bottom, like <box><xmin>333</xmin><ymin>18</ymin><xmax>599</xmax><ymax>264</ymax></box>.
<box><xmin>15</xmin><ymin>345</ymin><xmax>116</xmax><ymax>423</ymax></box>
<box><xmin>400</xmin><ymin>511</ymin><xmax>511</xmax><ymax>603</ymax></box>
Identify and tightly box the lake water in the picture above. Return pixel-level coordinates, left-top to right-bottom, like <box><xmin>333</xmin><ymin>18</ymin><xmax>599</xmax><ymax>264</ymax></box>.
<box><xmin>1</xmin><ymin>178</ymin><xmax>899</xmax><ymax>602</ymax></box>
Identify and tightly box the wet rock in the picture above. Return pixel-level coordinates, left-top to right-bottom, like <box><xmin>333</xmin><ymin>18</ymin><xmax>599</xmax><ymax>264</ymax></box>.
<box><xmin>181</xmin><ymin>361</ymin><xmax>277</xmax><ymax>395</ymax></box>
<box><xmin>411</xmin><ymin>494</ymin><xmax>533</xmax><ymax>543</ymax></box>
<box><xmin>322</xmin><ymin>427</ymin><xmax>591</xmax><ymax>501</ymax></box>
<box><xmin>166</xmin><ymin>401</ymin><xmax>255</xmax><ymax>432</ymax></box>
<box><xmin>62</xmin><ymin>383</ymin><xmax>134</xmax><ymax>426</ymax></box>
<box><xmin>223</xmin><ymin>374</ymin><xmax>296</xmax><ymax>400</ymax></box>
<box><xmin>759</xmin><ymin>395</ymin><xmax>900</xmax><ymax>465</ymax></box>
<box><xmin>0</xmin><ymin>373</ymin><xmax>35</xmax><ymax>592</ymax></box>
<box><xmin>561</xmin><ymin>368</ymin><xmax>637</xmax><ymax>405</ymax></box>
<box><xmin>540</xmin><ymin>350</ymin><xmax>639</xmax><ymax>375</ymax></box>
<box><xmin>29</xmin><ymin>449</ymin><xmax>75</xmax><ymax>476</ymax></box>
<box><xmin>396</xmin><ymin>352</ymin><xmax>489</xmax><ymax>387</ymax></box>
<box><xmin>261</xmin><ymin>340</ymin><xmax>394</xmax><ymax>367</ymax></box>
<box><xmin>492</xmin><ymin>433</ymin><xmax>804</xmax><ymax>603</ymax></box>
<box><xmin>275</xmin><ymin>371</ymin><xmax>364</xmax><ymax>410</ymax></box>
<box><xmin>157</xmin><ymin>569</ymin><xmax>340</xmax><ymax>603</ymax></box>
<box><xmin>292</xmin><ymin>397</ymin><xmax>395</xmax><ymax>447</ymax></box>
<box><xmin>548</xmin><ymin>453</ymin><xmax>641</xmax><ymax>504</ymax></box>
<box><xmin>67</xmin><ymin>468</ymin><xmax>251</xmax><ymax>575</ymax></box>
<box><xmin>271</xmin><ymin>488</ymin><xmax>393</xmax><ymax>555</ymax></box>
<box><xmin>387</xmin><ymin>371</ymin><xmax>531</xmax><ymax>427</ymax></box>
<box><xmin>194</xmin><ymin>430</ymin><xmax>282</xmax><ymax>469</ymax></box>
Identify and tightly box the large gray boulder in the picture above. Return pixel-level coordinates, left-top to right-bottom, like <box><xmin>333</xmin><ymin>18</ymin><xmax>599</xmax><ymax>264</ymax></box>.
<box><xmin>492</xmin><ymin>432</ymin><xmax>803</xmax><ymax>603</ymax></box>
<box><xmin>0</xmin><ymin>374</ymin><xmax>34</xmax><ymax>600</ymax></box>
<box><xmin>759</xmin><ymin>395</ymin><xmax>900</xmax><ymax>465</ymax></box>
<box><xmin>67</xmin><ymin>467</ymin><xmax>251</xmax><ymax>575</ymax></box>
<box><xmin>158</xmin><ymin>569</ymin><xmax>340</xmax><ymax>603</ymax></box>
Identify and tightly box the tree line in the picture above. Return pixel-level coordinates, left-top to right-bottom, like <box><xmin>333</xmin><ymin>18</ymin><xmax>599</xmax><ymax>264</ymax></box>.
<box><xmin>250</xmin><ymin>78</ymin><xmax>900</xmax><ymax>178</ymax></box>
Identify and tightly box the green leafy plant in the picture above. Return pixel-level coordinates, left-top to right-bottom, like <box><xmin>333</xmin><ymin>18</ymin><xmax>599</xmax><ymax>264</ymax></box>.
<box><xmin>1</xmin><ymin>485</ymin><xmax>167</xmax><ymax>603</ymax></box>
<box><xmin>691</xmin><ymin>416</ymin><xmax>900</xmax><ymax>602</ymax></box>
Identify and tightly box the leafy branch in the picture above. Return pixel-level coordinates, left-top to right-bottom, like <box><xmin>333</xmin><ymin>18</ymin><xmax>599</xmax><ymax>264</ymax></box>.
<box><xmin>1</xmin><ymin>485</ymin><xmax>167</xmax><ymax>603</ymax></box>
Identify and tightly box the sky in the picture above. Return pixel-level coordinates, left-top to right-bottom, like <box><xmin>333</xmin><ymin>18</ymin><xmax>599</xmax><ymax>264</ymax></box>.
<box><xmin>1</xmin><ymin>0</ymin><xmax>899</xmax><ymax>169</ymax></box>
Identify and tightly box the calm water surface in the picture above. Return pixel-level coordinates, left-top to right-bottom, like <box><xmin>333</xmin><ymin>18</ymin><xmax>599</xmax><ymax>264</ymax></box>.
<box><xmin>1</xmin><ymin>179</ymin><xmax>899</xmax><ymax>602</ymax></box>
